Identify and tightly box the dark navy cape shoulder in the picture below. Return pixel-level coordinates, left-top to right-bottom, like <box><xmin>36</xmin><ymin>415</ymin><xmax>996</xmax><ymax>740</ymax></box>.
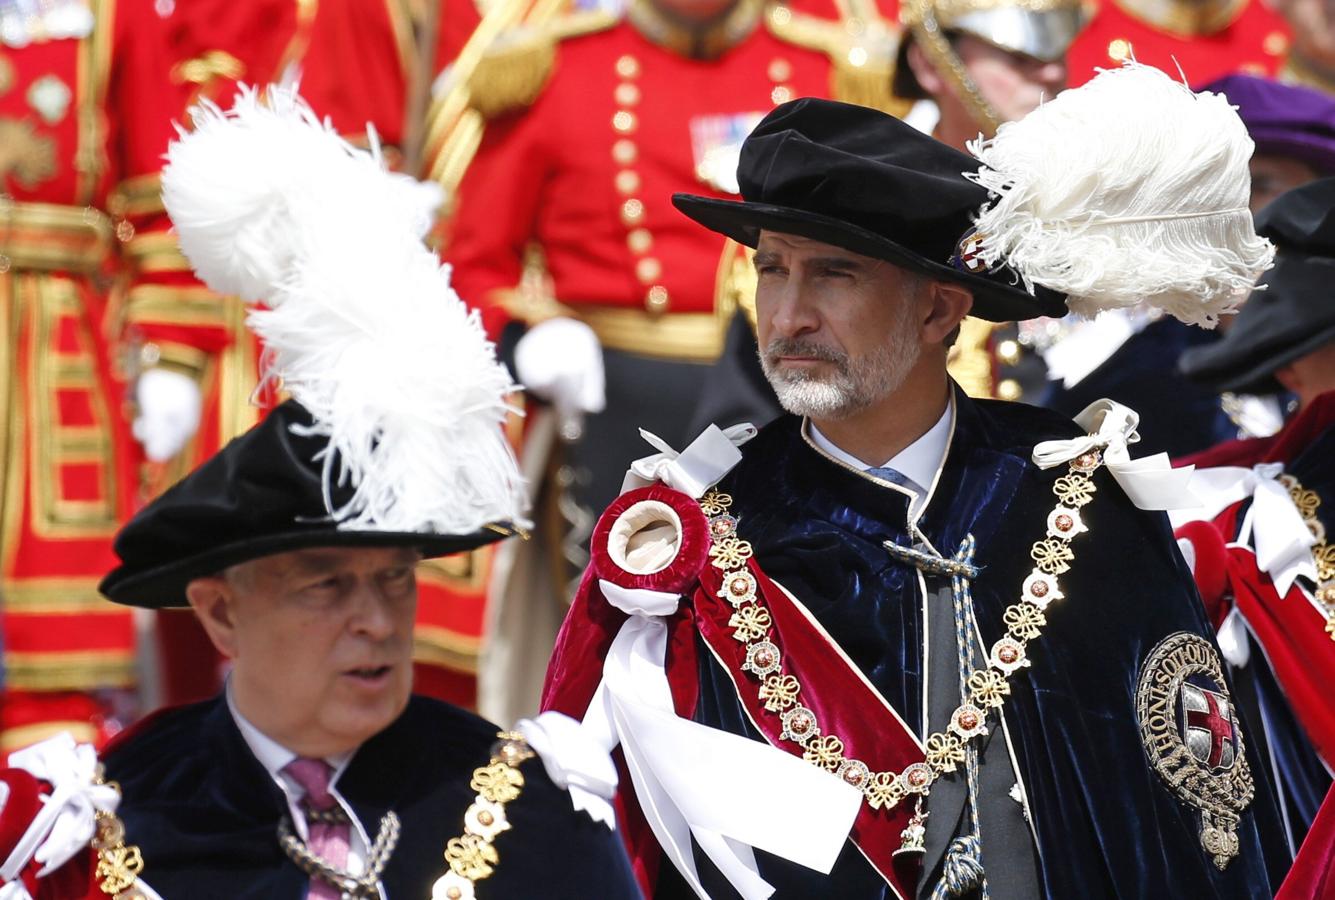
<box><xmin>1041</xmin><ymin>318</ymin><xmax>1233</xmax><ymax>458</ymax></box>
<box><xmin>102</xmin><ymin>694</ymin><xmax>640</xmax><ymax>899</ymax></box>
<box><xmin>666</xmin><ymin>392</ymin><xmax>1289</xmax><ymax>899</ymax></box>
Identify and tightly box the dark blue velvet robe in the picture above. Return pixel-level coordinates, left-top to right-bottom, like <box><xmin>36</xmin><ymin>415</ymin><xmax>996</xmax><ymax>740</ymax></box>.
<box><xmin>101</xmin><ymin>694</ymin><xmax>641</xmax><ymax>899</ymax></box>
<box><xmin>1042</xmin><ymin>318</ymin><xmax>1235</xmax><ymax>458</ymax></box>
<box><xmin>662</xmin><ymin>390</ymin><xmax>1290</xmax><ymax>899</ymax></box>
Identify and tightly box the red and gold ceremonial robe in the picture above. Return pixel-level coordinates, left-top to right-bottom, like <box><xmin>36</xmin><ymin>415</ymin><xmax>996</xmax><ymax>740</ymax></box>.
<box><xmin>0</xmin><ymin>0</ymin><xmax>186</xmax><ymax>750</ymax></box>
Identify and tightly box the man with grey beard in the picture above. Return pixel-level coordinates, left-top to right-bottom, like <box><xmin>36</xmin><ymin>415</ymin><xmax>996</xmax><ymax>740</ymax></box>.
<box><xmin>758</xmin><ymin>261</ymin><xmax>924</xmax><ymax>440</ymax></box>
<box><xmin>542</xmin><ymin>89</ymin><xmax>1290</xmax><ymax>900</ymax></box>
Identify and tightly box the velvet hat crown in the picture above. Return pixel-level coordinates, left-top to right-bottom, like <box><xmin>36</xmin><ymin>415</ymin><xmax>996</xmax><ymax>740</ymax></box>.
<box><xmin>1201</xmin><ymin>74</ymin><xmax>1335</xmax><ymax>175</ymax></box>
<box><xmin>672</xmin><ymin>98</ymin><xmax>1067</xmax><ymax>322</ymax></box>
<box><xmin>100</xmin><ymin>401</ymin><xmax>509</xmax><ymax>608</ymax></box>
<box><xmin>1180</xmin><ymin>177</ymin><xmax>1335</xmax><ymax>395</ymax></box>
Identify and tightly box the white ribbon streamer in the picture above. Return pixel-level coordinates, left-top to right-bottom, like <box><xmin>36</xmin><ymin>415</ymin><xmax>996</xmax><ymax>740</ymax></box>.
<box><xmin>1216</xmin><ymin>607</ymin><xmax>1252</xmax><ymax>669</ymax></box>
<box><xmin>3</xmin><ymin>733</ymin><xmax>120</xmax><ymax>882</ymax></box>
<box><xmin>517</xmin><ymin>711</ymin><xmax>619</xmax><ymax>829</ymax></box>
<box><xmin>1032</xmin><ymin>399</ymin><xmax>1198</xmax><ymax>511</ymax></box>
<box><xmin>581</xmin><ymin>580</ymin><xmax>861</xmax><ymax>900</ymax></box>
<box><xmin>623</xmin><ymin>424</ymin><xmax>757</xmax><ymax>498</ymax></box>
<box><xmin>1170</xmin><ymin>462</ymin><xmax>1317</xmax><ymax>596</ymax></box>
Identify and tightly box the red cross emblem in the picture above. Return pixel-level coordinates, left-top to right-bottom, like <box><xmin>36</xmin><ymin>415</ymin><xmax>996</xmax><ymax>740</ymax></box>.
<box><xmin>1182</xmin><ymin>683</ymin><xmax>1237</xmax><ymax>772</ymax></box>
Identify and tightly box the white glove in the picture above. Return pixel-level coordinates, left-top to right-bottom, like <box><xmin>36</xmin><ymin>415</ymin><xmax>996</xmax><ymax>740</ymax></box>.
<box><xmin>514</xmin><ymin>317</ymin><xmax>606</xmax><ymax>417</ymax></box>
<box><xmin>132</xmin><ymin>368</ymin><xmax>203</xmax><ymax>463</ymax></box>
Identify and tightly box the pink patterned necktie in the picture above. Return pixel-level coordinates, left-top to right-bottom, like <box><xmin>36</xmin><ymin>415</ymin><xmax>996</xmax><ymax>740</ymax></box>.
<box><xmin>283</xmin><ymin>757</ymin><xmax>351</xmax><ymax>900</ymax></box>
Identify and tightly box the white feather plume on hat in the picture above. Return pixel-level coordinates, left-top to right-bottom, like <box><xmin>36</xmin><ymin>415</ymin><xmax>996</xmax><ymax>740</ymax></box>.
<box><xmin>161</xmin><ymin>85</ymin><xmax>528</xmax><ymax>536</ymax></box>
<box><xmin>966</xmin><ymin>63</ymin><xmax>1274</xmax><ymax>328</ymax></box>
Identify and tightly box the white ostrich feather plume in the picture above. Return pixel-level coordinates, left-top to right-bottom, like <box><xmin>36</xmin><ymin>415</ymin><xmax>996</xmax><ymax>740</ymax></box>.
<box><xmin>162</xmin><ymin>85</ymin><xmax>527</xmax><ymax>535</ymax></box>
<box><xmin>966</xmin><ymin>63</ymin><xmax>1274</xmax><ymax>328</ymax></box>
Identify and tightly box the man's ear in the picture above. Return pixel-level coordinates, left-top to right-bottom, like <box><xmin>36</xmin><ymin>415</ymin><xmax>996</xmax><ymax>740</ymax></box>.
<box><xmin>906</xmin><ymin>42</ymin><xmax>946</xmax><ymax>98</ymax></box>
<box><xmin>922</xmin><ymin>280</ymin><xmax>974</xmax><ymax>345</ymax></box>
<box><xmin>186</xmin><ymin>575</ymin><xmax>241</xmax><ymax>660</ymax></box>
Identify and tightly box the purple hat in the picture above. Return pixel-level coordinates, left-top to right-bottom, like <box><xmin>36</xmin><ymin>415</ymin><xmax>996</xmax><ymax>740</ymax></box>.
<box><xmin>1200</xmin><ymin>74</ymin><xmax>1335</xmax><ymax>174</ymax></box>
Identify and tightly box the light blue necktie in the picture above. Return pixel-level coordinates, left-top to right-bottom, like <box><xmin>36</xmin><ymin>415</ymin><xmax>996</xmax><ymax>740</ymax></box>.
<box><xmin>866</xmin><ymin>466</ymin><xmax>912</xmax><ymax>489</ymax></box>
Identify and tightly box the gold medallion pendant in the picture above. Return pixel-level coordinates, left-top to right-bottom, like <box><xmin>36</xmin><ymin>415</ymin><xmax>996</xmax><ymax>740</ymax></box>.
<box><xmin>1136</xmin><ymin>632</ymin><xmax>1255</xmax><ymax>869</ymax></box>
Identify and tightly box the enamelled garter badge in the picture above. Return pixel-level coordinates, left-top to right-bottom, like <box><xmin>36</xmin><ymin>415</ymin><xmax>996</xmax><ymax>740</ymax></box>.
<box><xmin>1136</xmin><ymin>632</ymin><xmax>1254</xmax><ymax>870</ymax></box>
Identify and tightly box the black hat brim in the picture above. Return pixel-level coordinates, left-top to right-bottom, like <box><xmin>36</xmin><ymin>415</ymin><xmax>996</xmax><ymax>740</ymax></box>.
<box><xmin>672</xmin><ymin>194</ymin><xmax>1068</xmax><ymax>322</ymax></box>
<box><xmin>1181</xmin><ymin>320</ymin><xmax>1335</xmax><ymax>395</ymax></box>
<box><xmin>98</xmin><ymin>525</ymin><xmax>508</xmax><ymax>609</ymax></box>
<box><xmin>1180</xmin><ymin>247</ymin><xmax>1335</xmax><ymax>394</ymax></box>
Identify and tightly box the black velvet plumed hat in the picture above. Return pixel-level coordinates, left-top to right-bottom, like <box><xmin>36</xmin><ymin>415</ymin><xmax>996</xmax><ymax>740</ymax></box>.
<box><xmin>100</xmin><ymin>401</ymin><xmax>508</xmax><ymax>608</ymax></box>
<box><xmin>672</xmin><ymin>98</ymin><xmax>1068</xmax><ymax>322</ymax></box>
<box><xmin>1180</xmin><ymin>177</ymin><xmax>1335</xmax><ymax>394</ymax></box>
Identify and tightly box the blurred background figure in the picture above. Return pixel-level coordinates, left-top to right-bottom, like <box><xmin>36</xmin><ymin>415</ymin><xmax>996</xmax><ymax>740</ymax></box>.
<box><xmin>1193</xmin><ymin>73</ymin><xmax>1335</xmax><ymax>438</ymax></box>
<box><xmin>1204</xmin><ymin>74</ymin><xmax>1335</xmax><ymax>216</ymax></box>
<box><xmin>437</xmin><ymin>0</ymin><xmax>906</xmax><ymax>722</ymax></box>
<box><xmin>1181</xmin><ymin>177</ymin><xmax>1335</xmax><ymax>424</ymax></box>
<box><xmin>135</xmin><ymin>0</ymin><xmax>492</xmax><ymax>711</ymax></box>
<box><xmin>0</xmin><ymin>0</ymin><xmax>190</xmax><ymax>751</ymax></box>
<box><xmin>1275</xmin><ymin>0</ymin><xmax>1335</xmax><ymax>92</ymax></box>
<box><xmin>1173</xmin><ymin>178</ymin><xmax>1335</xmax><ymax>857</ymax></box>
<box><xmin>894</xmin><ymin>0</ymin><xmax>1082</xmax><ymax>149</ymax></box>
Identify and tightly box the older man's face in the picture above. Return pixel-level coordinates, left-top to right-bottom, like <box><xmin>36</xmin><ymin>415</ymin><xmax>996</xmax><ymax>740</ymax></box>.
<box><xmin>955</xmin><ymin>34</ymin><xmax>1068</xmax><ymax>124</ymax></box>
<box><xmin>753</xmin><ymin>231</ymin><xmax>924</xmax><ymax>420</ymax></box>
<box><xmin>188</xmin><ymin>545</ymin><xmax>420</xmax><ymax>757</ymax></box>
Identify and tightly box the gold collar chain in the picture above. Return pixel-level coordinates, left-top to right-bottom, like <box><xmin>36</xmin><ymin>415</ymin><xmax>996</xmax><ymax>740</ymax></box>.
<box><xmin>699</xmin><ymin>447</ymin><xmax>1106</xmax><ymax>823</ymax></box>
<box><xmin>430</xmin><ymin>732</ymin><xmax>536</xmax><ymax>900</ymax></box>
<box><xmin>91</xmin><ymin>775</ymin><xmax>147</xmax><ymax>899</ymax></box>
<box><xmin>1279</xmin><ymin>474</ymin><xmax>1335</xmax><ymax>639</ymax></box>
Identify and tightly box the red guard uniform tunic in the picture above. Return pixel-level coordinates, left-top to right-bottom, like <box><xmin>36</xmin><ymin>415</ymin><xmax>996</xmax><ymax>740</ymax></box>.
<box><xmin>1067</xmin><ymin>0</ymin><xmax>1290</xmax><ymax>87</ymax></box>
<box><xmin>448</xmin><ymin>0</ymin><xmax>902</xmax><ymax>347</ymax></box>
<box><xmin>153</xmin><ymin>0</ymin><xmax>488</xmax><ymax>707</ymax></box>
<box><xmin>0</xmin><ymin>0</ymin><xmax>186</xmax><ymax>750</ymax></box>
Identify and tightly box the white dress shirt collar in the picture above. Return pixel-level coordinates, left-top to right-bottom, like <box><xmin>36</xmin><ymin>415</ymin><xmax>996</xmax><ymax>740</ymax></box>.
<box><xmin>807</xmin><ymin>399</ymin><xmax>952</xmax><ymax>498</ymax></box>
<box><xmin>226</xmin><ymin>684</ymin><xmax>354</xmax><ymax>784</ymax></box>
<box><xmin>225</xmin><ymin>682</ymin><xmax>368</xmax><ymax>872</ymax></box>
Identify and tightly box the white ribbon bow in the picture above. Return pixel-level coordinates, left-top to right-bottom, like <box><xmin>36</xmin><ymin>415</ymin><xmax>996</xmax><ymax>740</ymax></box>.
<box><xmin>1170</xmin><ymin>462</ymin><xmax>1317</xmax><ymax>596</ymax></box>
<box><xmin>623</xmin><ymin>424</ymin><xmax>757</xmax><ymax>498</ymax></box>
<box><xmin>0</xmin><ymin>880</ymin><xmax>29</xmax><ymax>900</ymax></box>
<box><xmin>516</xmin><ymin>711</ymin><xmax>619</xmax><ymax>828</ymax></box>
<box><xmin>2</xmin><ymin>733</ymin><xmax>120</xmax><ymax>887</ymax></box>
<box><xmin>580</xmin><ymin>580</ymin><xmax>861</xmax><ymax>900</ymax></box>
<box><xmin>1032</xmin><ymin>399</ymin><xmax>1198</xmax><ymax>511</ymax></box>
